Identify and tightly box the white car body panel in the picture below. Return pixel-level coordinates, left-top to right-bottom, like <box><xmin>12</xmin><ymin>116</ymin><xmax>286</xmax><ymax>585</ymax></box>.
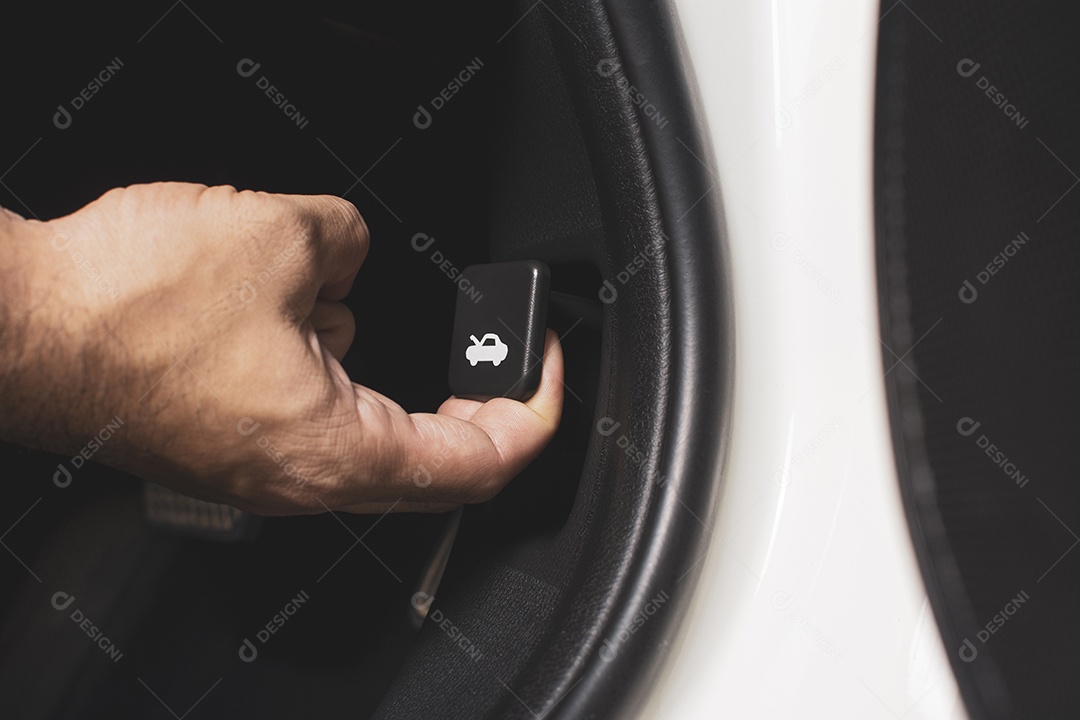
<box><xmin>642</xmin><ymin>1</ymin><xmax>968</xmax><ymax>717</ymax></box>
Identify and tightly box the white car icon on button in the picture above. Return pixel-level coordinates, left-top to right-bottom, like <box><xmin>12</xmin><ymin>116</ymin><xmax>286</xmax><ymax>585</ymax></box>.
<box><xmin>465</xmin><ymin>333</ymin><xmax>508</xmax><ymax>367</ymax></box>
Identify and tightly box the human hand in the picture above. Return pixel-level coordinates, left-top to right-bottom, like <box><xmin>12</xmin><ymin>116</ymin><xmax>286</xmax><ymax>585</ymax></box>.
<box><xmin>0</xmin><ymin>183</ymin><xmax>563</xmax><ymax>514</ymax></box>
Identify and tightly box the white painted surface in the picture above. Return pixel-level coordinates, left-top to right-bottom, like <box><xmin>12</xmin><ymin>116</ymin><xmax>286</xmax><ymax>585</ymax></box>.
<box><xmin>641</xmin><ymin>1</ymin><xmax>968</xmax><ymax>717</ymax></box>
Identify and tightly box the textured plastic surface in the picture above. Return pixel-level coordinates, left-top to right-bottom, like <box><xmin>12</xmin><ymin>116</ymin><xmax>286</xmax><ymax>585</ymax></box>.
<box><xmin>447</xmin><ymin>260</ymin><xmax>550</xmax><ymax>402</ymax></box>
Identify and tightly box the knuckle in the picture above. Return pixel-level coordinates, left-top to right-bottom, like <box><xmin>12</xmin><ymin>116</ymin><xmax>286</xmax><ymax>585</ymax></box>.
<box><xmin>201</xmin><ymin>183</ymin><xmax>237</xmax><ymax>201</ymax></box>
<box><xmin>96</xmin><ymin>185</ymin><xmax>129</xmax><ymax>205</ymax></box>
<box><xmin>322</xmin><ymin>195</ymin><xmax>370</xmax><ymax>252</ymax></box>
<box><xmin>322</xmin><ymin>194</ymin><xmax>363</xmax><ymax>224</ymax></box>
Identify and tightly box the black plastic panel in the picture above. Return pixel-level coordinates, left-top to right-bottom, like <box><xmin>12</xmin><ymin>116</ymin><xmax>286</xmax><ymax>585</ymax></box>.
<box><xmin>876</xmin><ymin>3</ymin><xmax>1080</xmax><ymax>718</ymax></box>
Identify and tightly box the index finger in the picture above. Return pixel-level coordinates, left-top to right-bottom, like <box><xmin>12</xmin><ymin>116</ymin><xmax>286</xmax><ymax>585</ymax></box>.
<box><xmin>285</xmin><ymin>194</ymin><xmax>370</xmax><ymax>301</ymax></box>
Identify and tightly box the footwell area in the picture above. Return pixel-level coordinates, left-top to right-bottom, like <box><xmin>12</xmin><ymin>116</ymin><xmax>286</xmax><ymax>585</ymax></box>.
<box><xmin>1</xmin><ymin>477</ymin><xmax>446</xmax><ymax>718</ymax></box>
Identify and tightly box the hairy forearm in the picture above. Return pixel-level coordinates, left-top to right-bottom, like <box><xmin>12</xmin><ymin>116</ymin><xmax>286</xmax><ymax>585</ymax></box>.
<box><xmin>0</xmin><ymin>212</ymin><xmax>91</xmax><ymax>455</ymax></box>
<box><xmin>0</xmin><ymin>213</ymin><xmax>36</xmax><ymax>428</ymax></box>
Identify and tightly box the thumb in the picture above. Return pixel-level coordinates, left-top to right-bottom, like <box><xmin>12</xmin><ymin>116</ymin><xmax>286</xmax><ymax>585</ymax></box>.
<box><xmin>338</xmin><ymin>330</ymin><xmax>564</xmax><ymax>510</ymax></box>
